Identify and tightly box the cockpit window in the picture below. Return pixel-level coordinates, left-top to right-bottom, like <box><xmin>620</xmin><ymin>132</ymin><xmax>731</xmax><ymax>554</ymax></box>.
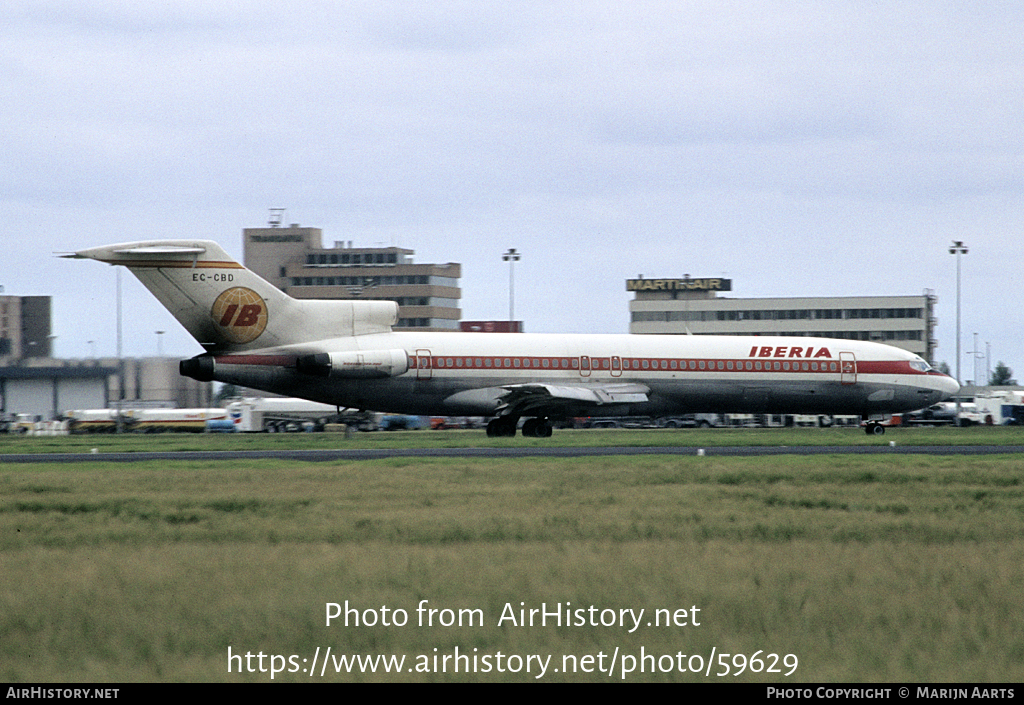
<box><xmin>909</xmin><ymin>360</ymin><xmax>931</xmax><ymax>372</ymax></box>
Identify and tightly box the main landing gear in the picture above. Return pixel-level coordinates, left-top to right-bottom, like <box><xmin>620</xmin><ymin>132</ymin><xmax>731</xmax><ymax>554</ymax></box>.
<box><xmin>522</xmin><ymin>418</ymin><xmax>553</xmax><ymax>438</ymax></box>
<box><xmin>486</xmin><ymin>417</ymin><xmax>553</xmax><ymax>438</ymax></box>
<box><xmin>486</xmin><ymin>417</ymin><xmax>516</xmax><ymax>437</ymax></box>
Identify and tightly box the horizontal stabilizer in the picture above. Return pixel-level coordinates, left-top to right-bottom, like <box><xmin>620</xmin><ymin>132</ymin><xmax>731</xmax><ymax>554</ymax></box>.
<box><xmin>60</xmin><ymin>244</ymin><xmax>207</xmax><ymax>260</ymax></box>
<box><xmin>111</xmin><ymin>245</ymin><xmax>207</xmax><ymax>256</ymax></box>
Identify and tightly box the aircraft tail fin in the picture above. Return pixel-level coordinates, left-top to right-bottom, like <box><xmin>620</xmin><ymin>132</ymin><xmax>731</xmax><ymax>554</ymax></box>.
<box><xmin>67</xmin><ymin>240</ymin><xmax>398</xmax><ymax>351</ymax></box>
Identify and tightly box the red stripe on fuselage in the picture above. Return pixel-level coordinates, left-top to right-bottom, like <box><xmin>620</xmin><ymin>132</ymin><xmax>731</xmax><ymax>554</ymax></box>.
<box><xmin>208</xmin><ymin>352</ymin><xmax>933</xmax><ymax>378</ymax></box>
<box><xmin>414</xmin><ymin>355</ymin><xmax>925</xmax><ymax>376</ymax></box>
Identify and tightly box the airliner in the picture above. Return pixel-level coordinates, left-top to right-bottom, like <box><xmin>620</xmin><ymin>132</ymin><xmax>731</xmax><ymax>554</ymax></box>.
<box><xmin>67</xmin><ymin>240</ymin><xmax>959</xmax><ymax>437</ymax></box>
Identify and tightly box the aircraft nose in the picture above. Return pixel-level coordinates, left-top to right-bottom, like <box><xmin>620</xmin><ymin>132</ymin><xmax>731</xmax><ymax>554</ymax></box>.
<box><xmin>939</xmin><ymin>374</ymin><xmax>961</xmax><ymax>400</ymax></box>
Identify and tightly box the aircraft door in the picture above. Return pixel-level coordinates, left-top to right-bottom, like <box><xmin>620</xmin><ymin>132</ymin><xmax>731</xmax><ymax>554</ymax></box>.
<box><xmin>579</xmin><ymin>355</ymin><xmax>591</xmax><ymax>378</ymax></box>
<box><xmin>840</xmin><ymin>352</ymin><xmax>856</xmax><ymax>385</ymax></box>
<box><xmin>416</xmin><ymin>349</ymin><xmax>432</xmax><ymax>380</ymax></box>
<box><xmin>611</xmin><ymin>356</ymin><xmax>622</xmax><ymax>378</ymax></box>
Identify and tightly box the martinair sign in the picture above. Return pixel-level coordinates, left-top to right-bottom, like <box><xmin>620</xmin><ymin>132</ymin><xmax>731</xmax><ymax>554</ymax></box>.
<box><xmin>626</xmin><ymin>278</ymin><xmax>732</xmax><ymax>292</ymax></box>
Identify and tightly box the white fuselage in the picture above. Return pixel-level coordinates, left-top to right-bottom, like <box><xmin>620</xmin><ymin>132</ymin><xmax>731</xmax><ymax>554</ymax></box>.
<box><xmin>68</xmin><ymin>239</ymin><xmax>958</xmax><ymax>429</ymax></box>
<box><xmin>204</xmin><ymin>331</ymin><xmax>958</xmax><ymax>419</ymax></box>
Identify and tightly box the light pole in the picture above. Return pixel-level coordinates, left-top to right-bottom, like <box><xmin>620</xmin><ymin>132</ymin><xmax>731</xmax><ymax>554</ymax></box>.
<box><xmin>116</xmin><ymin>268</ymin><xmax>124</xmax><ymax>433</ymax></box>
<box><xmin>967</xmin><ymin>332</ymin><xmax>983</xmax><ymax>387</ymax></box>
<box><xmin>502</xmin><ymin>248</ymin><xmax>520</xmax><ymax>327</ymax></box>
<box><xmin>949</xmin><ymin>240</ymin><xmax>968</xmax><ymax>423</ymax></box>
<box><xmin>986</xmin><ymin>341</ymin><xmax>991</xmax><ymax>386</ymax></box>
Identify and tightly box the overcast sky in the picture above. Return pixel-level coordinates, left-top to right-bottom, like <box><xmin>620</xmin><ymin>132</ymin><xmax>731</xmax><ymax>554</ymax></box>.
<box><xmin>4</xmin><ymin>1</ymin><xmax>1021</xmax><ymax>383</ymax></box>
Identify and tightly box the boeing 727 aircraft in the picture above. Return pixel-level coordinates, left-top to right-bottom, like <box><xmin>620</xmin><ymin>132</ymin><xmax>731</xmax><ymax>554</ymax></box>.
<box><xmin>68</xmin><ymin>240</ymin><xmax>959</xmax><ymax>437</ymax></box>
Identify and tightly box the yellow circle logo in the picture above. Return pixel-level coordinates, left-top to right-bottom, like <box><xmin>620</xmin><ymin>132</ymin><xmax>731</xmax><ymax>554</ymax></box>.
<box><xmin>210</xmin><ymin>287</ymin><xmax>268</xmax><ymax>344</ymax></box>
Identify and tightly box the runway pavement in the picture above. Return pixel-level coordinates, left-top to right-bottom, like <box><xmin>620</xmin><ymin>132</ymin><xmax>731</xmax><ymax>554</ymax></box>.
<box><xmin>2</xmin><ymin>444</ymin><xmax>1023</xmax><ymax>463</ymax></box>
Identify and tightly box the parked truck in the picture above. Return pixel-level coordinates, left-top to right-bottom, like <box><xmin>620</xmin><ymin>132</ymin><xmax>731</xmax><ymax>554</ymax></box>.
<box><xmin>225</xmin><ymin>397</ymin><xmax>379</xmax><ymax>432</ymax></box>
<box><xmin>65</xmin><ymin>408</ymin><xmax>228</xmax><ymax>433</ymax></box>
<box><xmin>968</xmin><ymin>391</ymin><xmax>1024</xmax><ymax>425</ymax></box>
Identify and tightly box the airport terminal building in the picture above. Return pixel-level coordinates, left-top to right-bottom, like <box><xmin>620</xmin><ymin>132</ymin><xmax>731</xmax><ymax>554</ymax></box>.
<box><xmin>1</xmin><ymin>295</ymin><xmax>52</xmax><ymax>362</ymax></box>
<box><xmin>628</xmin><ymin>277</ymin><xmax>938</xmax><ymax>364</ymax></box>
<box><xmin>244</xmin><ymin>222</ymin><xmax>461</xmax><ymax>331</ymax></box>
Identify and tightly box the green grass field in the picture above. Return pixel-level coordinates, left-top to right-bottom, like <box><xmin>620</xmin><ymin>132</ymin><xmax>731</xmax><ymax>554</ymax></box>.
<box><xmin>2</xmin><ymin>424</ymin><xmax>1023</xmax><ymax>454</ymax></box>
<box><xmin>2</xmin><ymin>429</ymin><xmax>1023</xmax><ymax>682</ymax></box>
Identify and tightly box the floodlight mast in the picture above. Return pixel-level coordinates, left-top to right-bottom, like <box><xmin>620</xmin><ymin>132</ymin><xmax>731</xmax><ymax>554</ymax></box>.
<box><xmin>949</xmin><ymin>240</ymin><xmax>968</xmax><ymax>424</ymax></box>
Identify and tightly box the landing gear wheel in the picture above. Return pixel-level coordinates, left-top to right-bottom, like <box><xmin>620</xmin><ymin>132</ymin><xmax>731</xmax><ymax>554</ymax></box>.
<box><xmin>865</xmin><ymin>422</ymin><xmax>885</xmax><ymax>436</ymax></box>
<box><xmin>486</xmin><ymin>417</ymin><xmax>518</xmax><ymax>437</ymax></box>
<box><xmin>522</xmin><ymin>418</ymin><xmax>553</xmax><ymax>438</ymax></box>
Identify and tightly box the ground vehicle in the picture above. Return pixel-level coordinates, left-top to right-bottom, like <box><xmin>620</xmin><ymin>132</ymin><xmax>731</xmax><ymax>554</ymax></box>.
<box><xmin>429</xmin><ymin>416</ymin><xmax>480</xmax><ymax>430</ymax></box>
<box><xmin>657</xmin><ymin>413</ymin><xmax>723</xmax><ymax>428</ymax></box>
<box><xmin>378</xmin><ymin>414</ymin><xmax>425</xmax><ymax>431</ymax></box>
<box><xmin>65</xmin><ymin>408</ymin><xmax>228</xmax><ymax>433</ymax></box>
<box><xmin>226</xmin><ymin>397</ymin><xmax>366</xmax><ymax>432</ymax></box>
<box><xmin>902</xmin><ymin>402</ymin><xmax>959</xmax><ymax>426</ymax></box>
<box><xmin>130</xmin><ymin>408</ymin><xmax>229</xmax><ymax>432</ymax></box>
<box><xmin>1</xmin><ymin>413</ymin><xmax>43</xmax><ymax>434</ymax></box>
<box><xmin>571</xmin><ymin>416</ymin><xmax>655</xmax><ymax>429</ymax></box>
<box><xmin>63</xmin><ymin>409</ymin><xmax>121</xmax><ymax>432</ymax></box>
<box><xmin>969</xmin><ymin>392</ymin><xmax>1024</xmax><ymax>425</ymax></box>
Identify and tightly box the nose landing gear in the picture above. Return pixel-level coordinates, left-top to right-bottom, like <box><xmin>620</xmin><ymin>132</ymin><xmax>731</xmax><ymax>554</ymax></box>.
<box><xmin>864</xmin><ymin>421</ymin><xmax>886</xmax><ymax>436</ymax></box>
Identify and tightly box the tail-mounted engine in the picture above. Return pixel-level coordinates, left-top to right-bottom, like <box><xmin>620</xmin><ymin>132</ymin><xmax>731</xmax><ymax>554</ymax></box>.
<box><xmin>296</xmin><ymin>350</ymin><xmax>409</xmax><ymax>379</ymax></box>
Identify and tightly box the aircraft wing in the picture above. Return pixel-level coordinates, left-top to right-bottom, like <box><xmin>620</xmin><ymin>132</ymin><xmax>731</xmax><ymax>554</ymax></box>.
<box><xmin>495</xmin><ymin>382</ymin><xmax>650</xmax><ymax>417</ymax></box>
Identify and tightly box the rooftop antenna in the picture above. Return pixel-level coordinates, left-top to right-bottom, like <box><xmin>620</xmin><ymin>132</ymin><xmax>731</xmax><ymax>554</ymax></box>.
<box><xmin>269</xmin><ymin>208</ymin><xmax>286</xmax><ymax>228</ymax></box>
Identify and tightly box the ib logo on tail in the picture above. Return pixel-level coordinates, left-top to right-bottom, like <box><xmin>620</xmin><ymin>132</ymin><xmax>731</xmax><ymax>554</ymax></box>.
<box><xmin>210</xmin><ymin>287</ymin><xmax>268</xmax><ymax>344</ymax></box>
